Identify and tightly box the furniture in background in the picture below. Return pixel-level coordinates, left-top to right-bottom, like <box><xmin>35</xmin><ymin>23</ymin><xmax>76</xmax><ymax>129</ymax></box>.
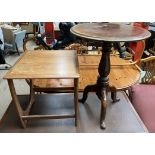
<box><xmin>23</xmin><ymin>36</ymin><xmax>50</xmax><ymax>51</ymax></box>
<box><xmin>0</xmin><ymin>39</ymin><xmax>5</xmax><ymax>64</ymax></box>
<box><xmin>20</xmin><ymin>23</ymin><xmax>34</xmax><ymax>37</ymax></box>
<box><xmin>4</xmin><ymin>50</ymin><xmax>79</xmax><ymax>128</ymax></box>
<box><xmin>70</xmin><ymin>23</ymin><xmax>151</xmax><ymax>129</ymax></box>
<box><xmin>65</xmin><ymin>43</ymin><xmax>88</xmax><ymax>54</ymax></box>
<box><xmin>147</xmin><ymin>23</ymin><xmax>155</xmax><ymax>56</ymax></box>
<box><xmin>1</xmin><ymin>27</ymin><xmax>26</xmax><ymax>55</ymax></box>
<box><xmin>129</xmin><ymin>56</ymin><xmax>155</xmax><ymax>132</ymax></box>
<box><xmin>13</xmin><ymin>22</ymin><xmax>39</xmax><ymax>37</ymax></box>
<box><xmin>0</xmin><ymin>38</ymin><xmax>12</xmax><ymax>70</ymax></box>
<box><xmin>0</xmin><ymin>27</ymin><xmax>4</xmax><ymax>50</ymax></box>
<box><xmin>0</xmin><ymin>29</ymin><xmax>12</xmax><ymax>70</ymax></box>
<box><xmin>78</xmin><ymin>54</ymin><xmax>141</xmax><ymax>91</ymax></box>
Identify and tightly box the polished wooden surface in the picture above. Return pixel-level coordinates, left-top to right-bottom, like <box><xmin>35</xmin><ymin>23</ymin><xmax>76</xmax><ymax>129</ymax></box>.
<box><xmin>71</xmin><ymin>22</ymin><xmax>150</xmax><ymax>129</ymax></box>
<box><xmin>78</xmin><ymin>54</ymin><xmax>140</xmax><ymax>90</ymax></box>
<box><xmin>33</xmin><ymin>79</ymin><xmax>74</xmax><ymax>90</ymax></box>
<box><xmin>32</xmin><ymin>54</ymin><xmax>140</xmax><ymax>91</ymax></box>
<box><xmin>71</xmin><ymin>23</ymin><xmax>151</xmax><ymax>42</ymax></box>
<box><xmin>4</xmin><ymin>50</ymin><xmax>80</xmax><ymax>128</ymax></box>
<box><xmin>4</xmin><ymin>50</ymin><xmax>80</xmax><ymax>79</ymax></box>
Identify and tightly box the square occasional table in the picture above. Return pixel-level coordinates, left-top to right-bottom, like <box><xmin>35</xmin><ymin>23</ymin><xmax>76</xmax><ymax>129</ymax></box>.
<box><xmin>3</xmin><ymin>50</ymin><xmax>80</xmax><ymax>128</ymax></box>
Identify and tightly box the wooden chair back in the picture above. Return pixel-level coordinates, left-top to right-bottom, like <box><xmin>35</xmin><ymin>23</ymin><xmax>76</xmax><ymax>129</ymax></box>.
<box><xmin>140</xmin><ymin>56</ymin><xmax>155</xmax><ymax>84</ymax></box>
<box><xmin>1</xmin><ymin>27</ymin><xmax>14</xmax><ymax>44</ymax></box>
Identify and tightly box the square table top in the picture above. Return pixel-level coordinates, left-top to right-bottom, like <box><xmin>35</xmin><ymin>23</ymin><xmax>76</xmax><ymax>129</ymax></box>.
<box><xmin>4</xmin><ymin>50</ymin><xmax>80</xmax><ymax>79</ymax></box>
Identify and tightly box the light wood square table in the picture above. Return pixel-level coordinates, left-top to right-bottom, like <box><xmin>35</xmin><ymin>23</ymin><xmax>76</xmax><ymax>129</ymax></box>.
<box><xmin>4</xmin><ymin>50</ymin><xmax>80</xmax><ymax>128</ymax></box>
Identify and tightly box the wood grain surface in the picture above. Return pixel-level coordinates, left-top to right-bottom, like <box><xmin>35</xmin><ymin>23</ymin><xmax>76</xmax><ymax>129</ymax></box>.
<box><xmin>78</xmin><ymin>54</ymin><xmax>140</xmax><ymax>90</ymax></box>
<box><xmin>32</xmin><ymin>54</ymin><xmax>140</xmax><ymax>91</ymax></box>
<box><xmin>71</xmin><ymin>23</ymin><xmax>151</xmax><ymax>42</ymax></box>
<box><xmin>4</xmin><ymin>50</ymin><xmax>80</xmax><ymax>79</ymax></box>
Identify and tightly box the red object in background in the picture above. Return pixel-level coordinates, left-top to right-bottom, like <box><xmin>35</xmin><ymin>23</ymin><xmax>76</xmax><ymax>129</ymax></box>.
<box><xmin>129</xmin><ymin>41</ymin><xmax>145</xmax><ymax>62</ymax></box>
<box><xmin>45</xmin><ymin>22</ymin><xmax>55</xmax><ymax>44</ymax></box>
<box><xmin>129</xmin><ymin>22</ymin><xmax>149</xmax><ymax>61</ymax></box>
<box><xmin>133</xmin><ymin>22</ymin><xmax>149</xmax><ymax>30</ymax></box>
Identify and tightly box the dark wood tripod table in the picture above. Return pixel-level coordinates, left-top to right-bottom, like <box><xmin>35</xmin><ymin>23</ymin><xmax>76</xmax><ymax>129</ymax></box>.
<box><xmin>71</xmin><ymin>23</ymin><xmax>151</xmax><ymax>129</ymax></box>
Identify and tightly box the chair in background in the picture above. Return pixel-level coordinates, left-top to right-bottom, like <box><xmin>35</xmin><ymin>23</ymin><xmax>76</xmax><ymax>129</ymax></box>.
<box><xmin>129</xmin><ymin>56</ymin><xmax>155</xmax><ymax>132</ymax></box>
<box><xmin>1</xmin><ymin>27</ymin><xmax>26</xmax><ymax>55</ymax></box>
<box><xmin>0</xmin><ymin>27</ymin><xmax>4</xmax><ymax>51</ymax></box>
<box><xmin>0</xmin><ymin>39</ymin><xmax>5</xmax><ymax>64</ymax></box>
<box><xmin>20</xmin><ymin>23</ymin><xmax>34</xmax><ymax>38</ymax></box>
<box><xmin>0</xmin><ymin>30</ymin><xmax>11</xmax><ymax>70</ymax></box>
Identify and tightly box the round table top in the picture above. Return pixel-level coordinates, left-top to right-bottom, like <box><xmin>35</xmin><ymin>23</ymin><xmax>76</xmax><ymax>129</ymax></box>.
<box><xmin>70</xmin><ymin>23</ymin><xmax>151</xmax><ymax>42</ymax></box>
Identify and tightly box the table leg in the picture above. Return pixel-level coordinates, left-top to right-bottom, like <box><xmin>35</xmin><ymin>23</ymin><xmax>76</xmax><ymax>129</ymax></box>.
<box><xmin>74</xmin><ymin>78</ymin><xmax>79</xmax><ymax>126</ymax></box>
<box><xmin>78</xmin><ymin>84</ymin><xmax>97</xmax><ymax>103</ymax></box>
<box><xmin>100</xmin><ymin>88</ymin><xmax>107</xmax><ymax>129</ymax></box>
<box><xmin>8</xmin><ymin>79</ymin><xmax>35</xmax><ymax>128</ymax></box>
<box><xmin>79</xmin><ymin>42</ymin><xmax>112</xmax><ymax>129</ymax></box>
<box><xmin>23</xmin><ymin>79</ymin><xmax>35</xmax><ymax>115</ymax></box>
<box><xmin>111</xmin><ymin>91</ymin><xmax>120</xmax><ymax>103</ymax></box>
<box><xmin>110</xmin><ymin>86</ymin><xmax>120</xmax><ymax>103</ymax></box>
<box><xmin>7</xmin><ymin>79</ymin><xmax>27</xmax><ymax>128</ymax></box>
